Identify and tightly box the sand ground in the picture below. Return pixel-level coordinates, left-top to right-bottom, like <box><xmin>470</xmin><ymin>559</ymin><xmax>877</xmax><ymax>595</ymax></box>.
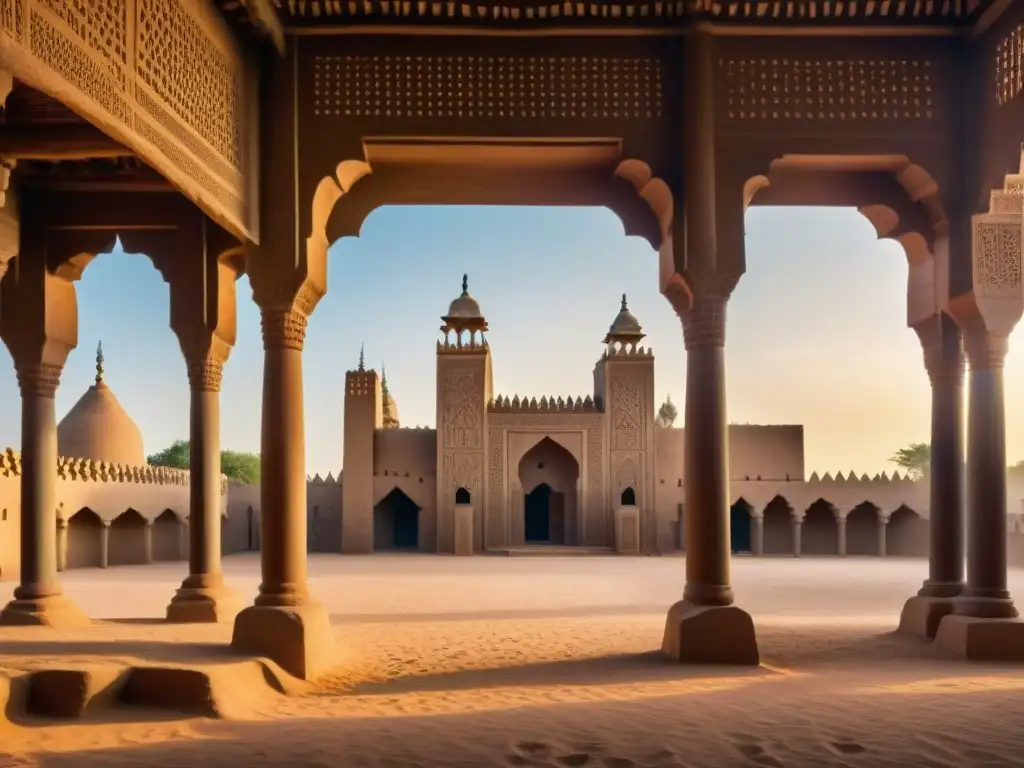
<box><xmin>2</xmin><ymin>554</ymin><xmax>1024</xmax><ymax>767</ymax></box>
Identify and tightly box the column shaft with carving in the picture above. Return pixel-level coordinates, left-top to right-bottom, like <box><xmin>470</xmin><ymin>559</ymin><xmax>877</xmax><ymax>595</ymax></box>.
<box><xmin>231</xmin><ymin>291</ymin><xmax>335</xmax><ymax>680</ymax></box>
<box><xmin>922</xmin><ymin>316</ymin><xmax>965</xmax><ymax>593</ymax></box>
<box><xmin>957</xmin><ymin>331</ymin><xmax>1015</xmax><ymax>617</ymax></box>
<box><xmin>680</xmin><ymin>291</ymin><xmax>732</xmax><ymax>603</ymax></box>
<box><xmin>167</xmin><ymin>344</ymin><xmax>241</xmax><ymax>623</ymax></box>
<box><xmin>0</xmin><ymin>230</ymin><xmax>88</xmax><ymax>627</ymax></box>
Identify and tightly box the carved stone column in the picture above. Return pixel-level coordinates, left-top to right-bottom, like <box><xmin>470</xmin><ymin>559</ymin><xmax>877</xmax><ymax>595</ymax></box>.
<box><xmin>750</xmin><ymin>511</ymin><xmax>764</xmax><ymax>557</ymax></box>
<box><xmin>0</xmin><ymin>359</ymin><xmax>87</xmax><ymax>626</ymax></box>
<box><xmin>876</xmin><ymin>514</ymin><xmax>889</xmax><ymax>557</ymax></box>
<box><xmin>662</xmin><ymin>290</ymin><xmax>758</xmax><ymax>665</ymax></box>
<box><xmin>231</xmin><ymin>299</ymin><xmax>334</xmax><ymax>678</ymax></box>
<box><xmin>836</xmin><ymin>512</ymin><xmax>848</xmax><ymax>557</ymax></box>
<box><xmin>792</xmin><ymin>514</ymin><xmax>803</xmax><ymax>558</ymax></box>
<box><xmin>899</xmin><ymin>313</ymin><xmax>968</xmax><ymax>636</ymax></box>
<box><xmin>167</xmin><ymin>347</ymin><xmax>241</xmax><ymax>623</ymax></box>
<box><xmin>99</xmin><ymin>520</ymin><xmax>109</xmax><ymax>569</ymax></box>
<box><xmin>56</xmin><ymin>517</ymin><xmax>68</xmax><ymax>572</ymax></box>
<box><xmin>935</xmin><ymin>201</ymin><xmax>1024</xmax><ymax>659</ymax></box>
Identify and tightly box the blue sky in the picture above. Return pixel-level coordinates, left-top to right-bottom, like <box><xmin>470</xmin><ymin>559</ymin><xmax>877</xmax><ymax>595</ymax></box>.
<box><xmin>2</xmin><ymin>204</ymin><xmax>1021</xmax><ymax>478</ymax></box>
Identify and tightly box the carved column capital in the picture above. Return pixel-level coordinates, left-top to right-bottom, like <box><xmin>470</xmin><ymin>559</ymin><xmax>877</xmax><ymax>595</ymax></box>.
<box><xmin>14</xmin><ymin>360</ymin><xmax>62</xmax><ymax>398</ymax></box>
<box><xmin>963</xmin><ymin>330</ymin><xmax>1009</xmax><ymax>371</ymax></box>
<box><xmin>260</xmin><ymin>304</ymin><xmax>309</xmax><ymax>352</ymax></box>
<box><xmin>680</xmin><ymin>291</ymin><xmax>728</xmax><ymax>350</ymax></box>
<box><xmin>186</xmin><ymin>354</ymin><xmax>226</xmax><ymax>392</ymax></box>
<box><xmin>923</xmin><ymin>341</ymin><xmax>966</xmax><ymax>384</ymax></box>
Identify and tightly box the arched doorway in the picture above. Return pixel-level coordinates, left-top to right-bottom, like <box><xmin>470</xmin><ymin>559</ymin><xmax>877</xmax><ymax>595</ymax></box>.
<box><xmin>152</xmin><ymin>509</ymin><xmax>181</xmax><ymax>562</ymax></box>
<box><xmin>762</xmin><ymin>496</ymin><xmax>793</xmax><ymax>555</ymax></box>
<box><xmin>730</xmin><ymin>499</ymin><xmax>752</xmax><ymax>554</ymax></box>
<box><xmin>802</xmin><ymin>499</ymin><xmax>839</xmax><ymax>556</ymax></box>
<box><xmin>374</xmin><ymin>488</ymin><xmax>421</xmax><ymax>551</ymax></box>
<box><xmin>109</xmin><ymin>509</ymin><xmax>148</xmax><ymax>566</ymax></box>
<box><xmin>67</xmin><ymin>508</ymin><xmax>104</xmax><ymax>569</ymax></box>
<box><xmin>846</xmin><ymin>503</ymin><xmax>879</xmax><ymax>555</ymax></box>
<box><xmin>518</xmin><ymin>437</ymin><xmax>580</xmax><ymax>546</ymax></box>
<box><xmin>888</xmin><ymin>505</ymin><xmax>929</xmax><ymax>557</ymax></box>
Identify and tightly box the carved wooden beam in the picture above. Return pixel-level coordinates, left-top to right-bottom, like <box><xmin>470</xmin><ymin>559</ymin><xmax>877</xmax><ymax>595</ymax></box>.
<box><xmin>0</xmin><ymin>124</ymin><xmax>133</xmax><ymax>160</ymax></box>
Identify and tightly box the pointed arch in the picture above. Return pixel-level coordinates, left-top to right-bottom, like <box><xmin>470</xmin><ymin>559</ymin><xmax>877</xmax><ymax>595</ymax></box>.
<box><xmin>846</xmin><ymin>502</ymin><xmax>881</xmax><ymax>555</ymax></box>
<box><xmin>374</xmin><ymin>487</ymin><xmax>421</xmax><ymax>551</ymax></box>
<box><xmin>762</xmin><ymin>495</ymin><xmax>794</xmax><ymax>555</ymax></box>
<box><xmin>67</xmin><ymin>507</ymin><xmax>103</xmax><ymax>569</ymax></box>
<box><xmin>730</xmin><ymin>498</ymin><xmax>753</xmax><ymax>554</ymax></box>
<box><xmin>802</xmin><ymin>499</ymin><xmax>839</xmax><ymax>556</ymax></box>
<box><xmin>152</xmin><ymin>509</ymin><xmax>182</xmax><ymax>562</ymax></box>
<box><xmin>887</xmin><ymin>505</ymin><xmax>929</xmax><ymax>557</ymax></box>
<box><xmin>109</xmin><ymin>508</ymin><xmax>148</xmax><ymax>566</ymax></box>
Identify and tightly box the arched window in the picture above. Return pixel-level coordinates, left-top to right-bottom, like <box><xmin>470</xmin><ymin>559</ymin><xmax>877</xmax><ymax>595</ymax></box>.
<box><xmin>455</xmin><ymin>487</ymin><xmax>471</xmax><ymax>504</ymax></box>
<box><xmin>620</xmin><ymin>487</ymin><xmax>636</xmax><ymax>506</ymax></box>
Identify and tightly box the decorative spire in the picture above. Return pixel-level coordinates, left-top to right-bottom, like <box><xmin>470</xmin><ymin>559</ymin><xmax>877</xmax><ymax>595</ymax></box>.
<box><xmin>381</xmin><ymin>361</ymin><xmax>389</xmax><ymax>394</ymax></box>
<box><xmin>358</xmin><ymin>343</ymin><xmax>365</xmax><ymax>371</ymax></box>
<box><xmin>462</xmin><ymin>273</ymin><xmax>469</xmax><ymax>295</ymax></box>
<box><xmin>621</xmin><ymin>293</ymin><xmax>628</xmax><ymax>311</ymax></box>
<box><xmin>95</xmin><ymin>341</ymin><xmax>104</xmax><ymax>385</ymax></box>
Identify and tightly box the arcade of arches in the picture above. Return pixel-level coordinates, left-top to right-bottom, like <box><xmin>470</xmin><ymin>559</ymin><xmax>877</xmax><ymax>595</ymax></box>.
<box><xmin>2</xmin><ymin>0</ymin><xmax>1024</xmax><ymax>682</ymax></box>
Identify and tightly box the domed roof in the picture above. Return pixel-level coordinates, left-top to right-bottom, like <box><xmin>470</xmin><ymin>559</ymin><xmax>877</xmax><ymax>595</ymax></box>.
<box><xmin>445</xmin><ymin>274</ymin><xmax>484</xmax><ymax>320</ymax></box>
<box><xmin>604</xmin><ymin>294</ymin><xmax>645</xmax><ymax>342</ymax></box>
<box><xmin>57</xmin><ymin>343</ymin><xmax>146</xmax><ymax>466</ymax></box>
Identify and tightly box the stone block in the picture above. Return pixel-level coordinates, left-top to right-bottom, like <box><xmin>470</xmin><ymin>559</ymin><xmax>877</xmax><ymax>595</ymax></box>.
<box><xmin>0</xmin><ymin>594</ymin><xmax>90</xmax><ymax>628</ymax></box>
<box><xmin>454</xmin><ymin>504</ymin><xmax>473</xmax><ymax>555</ymax></box>
<box><xmin>934</xmin><ymin>614</ymin><xmax>1024</xmax><ymax>661</ymax></box>
<box><xmin>897</xmin><ymin>595</ymin><xmax>956</xmax><ymax>640</ymax></box>
<box><xmin>231</xmin><ymin>601</ymin><xmax>336</xmax><ymax>680</ymax></box>
<box><xmin>662</xmin><ymin>600</ymin><xmax>760</xmax><ymax>665</ymax></box>
<box><xmin>27</xmin><ymin>666</ymin><xmax>125</xmax><ymax>718</ymax></box>
<box><xmin>614</xmin><ymin>506</ymin><xmax>641</xmax><ymax>554</ymax></box>
<box><xmin>166</xmin><ymin>584</ymin><xmax>244</xmax><ymax>624</ymax></box>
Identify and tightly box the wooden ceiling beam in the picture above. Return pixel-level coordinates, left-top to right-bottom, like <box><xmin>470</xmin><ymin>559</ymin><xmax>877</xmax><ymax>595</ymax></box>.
<box><xmin>0</xmin><ymin>123</ymin><xmax>133</xmax><ymax>161</ymax></box>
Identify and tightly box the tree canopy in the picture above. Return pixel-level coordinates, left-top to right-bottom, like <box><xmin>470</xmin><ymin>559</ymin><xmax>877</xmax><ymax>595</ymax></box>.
<box><xmin>147</xmin><ymin>440</ymin><xmax>260</xmax><ymax>485</ymax></box>
<box><xmin>889</xmin><ymin>442</ymin><xmax>930</xmax><ymax>480</ymax></box>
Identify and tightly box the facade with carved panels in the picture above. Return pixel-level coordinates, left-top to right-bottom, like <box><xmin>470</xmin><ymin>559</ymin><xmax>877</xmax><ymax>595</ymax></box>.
<box><xmin>5</xmin><ymin>0</ymin><xmax>1024</xmax><ymax>675</ymax></box>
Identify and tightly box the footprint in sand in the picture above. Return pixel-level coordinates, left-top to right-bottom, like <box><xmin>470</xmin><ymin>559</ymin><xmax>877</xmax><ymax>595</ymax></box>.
<box><xmin>555</xmin><ymin>754</ymin><xmax>593</xmax><ymax>767</ymax></box>
<box><xmin>732</xmin><ymin>740</ymin><xmax>787</xmax><ymax>767</ymax></box>
<box><xmin>506</xmin><ymin>741</ymin><xmax>554</xmax><ymax>765</ymax></box>
<box><xmin>829</xmin><ymin>741</ymin><xmax>867</xmax><ymax>755</ymax></box>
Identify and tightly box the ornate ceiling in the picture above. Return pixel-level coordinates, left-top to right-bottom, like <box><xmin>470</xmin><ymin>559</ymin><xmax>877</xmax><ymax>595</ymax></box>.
<box><xmin>220</xmin><ymin>0</ymin><xmax>997</xmax><ymax>31</ymax></box>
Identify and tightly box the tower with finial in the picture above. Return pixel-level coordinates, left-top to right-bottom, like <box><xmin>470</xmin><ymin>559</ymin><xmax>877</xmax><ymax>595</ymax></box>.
<box><xmin>436</xmin><ymin>273</ymin><xmax>491</xmax><ymax>553</ymax></box>
<box><xmin>343</xmin><ymin>344</ymin><xmax>383</xmax><ymax>553</ymax></box>
<box><xmin>95</xmin><ymin>341</ymin><xmax>105</xmax><ymax>385</ymax></box>
<box><xmin>594</xmin><ymin>293</ymin><xmax>656</xmax><ymax>551</ymax></box>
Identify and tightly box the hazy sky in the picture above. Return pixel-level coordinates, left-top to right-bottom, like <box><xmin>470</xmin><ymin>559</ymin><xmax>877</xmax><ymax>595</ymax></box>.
<box><xmin>2</xmin><ymin>204</ymin><xmax>1022</xmax><ymax>478</ymax></box>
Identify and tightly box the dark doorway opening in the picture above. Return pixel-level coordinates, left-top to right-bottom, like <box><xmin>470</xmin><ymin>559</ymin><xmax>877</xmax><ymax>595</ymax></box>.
<box><xmin>525</xmin><ymin>483</ymin><xmax>554</xmax><ymax>543</ymax></box>
<box><xmin>621</xmin><ymin>487</ymin><xmax>636</xmax><ymax>506</ymax></box>
<box><xmin>374</xmin><ymin>488</ymin><xmax>420</xmax><ymax>551</ymax></box>
<box><xmin>730</xmin><ymin>501</ymin><xmax>752</xmax><ymax>554</ymax></box>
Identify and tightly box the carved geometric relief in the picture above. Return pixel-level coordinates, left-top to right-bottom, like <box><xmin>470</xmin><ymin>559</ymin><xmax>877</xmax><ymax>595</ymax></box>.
<box><xmin>443</xmin><ymin>451</ymin><xmax>483</xmax><ymax>492</ymax></box>
<box><xmin>487</xmin><ymin>426</ymin><xmax>504</xmax><ymax>543</ymax></box>
<box><xmin>312</xmin><ymin>54</ymin><xmax>664</xmax><ymax>120</ymax></box>
<box><xmin>443</xmin><ymin>372</ymin><xmax>481</xmax><ymax>450</ymax></box>
<box><xmin>997</xmin><ymin>24</ymin><xmax>1024</xmax><ymax>106</ymax></box>
<box><xmin>611</xmin><ymin>376</ymin><xmax>642</xmax><ymax>429</ymax></box>
<box><xmin>614</xmin><ymin>453</ymin><xmax>641</xmax><ymax>491</ymax></box>
<box><xmin>720</xmin><ymin>57</ymin><xmax>934</xmax><ymax>121</ymax></box>
<box><xmin>974</xmin><ymin>219</ymin><xmax>1023</xmax><ymax>300</ymax></box>
<box><xmin>8</xmin><ymin>1</ymin><xmax>250</xmax><ymax>237</ymax></box>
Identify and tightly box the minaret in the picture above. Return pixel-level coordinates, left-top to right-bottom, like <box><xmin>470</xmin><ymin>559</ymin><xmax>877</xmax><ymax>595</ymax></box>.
<box><xmin>596</xmin><ymin>293</ymin><xmax>656</xmax><ymax>553</ymax></box>
<box><xmin>436</xmin><ymin>274</ymin><xmax>492</xmax><ymax>553</ymax></box>
<box><xmin>342</xmin><ymin>343</ymin><xmax>381</xmax><ymax>553</ymax></box>
<box><xmin>381</xmin><ymin>362</ymin><xmax>400</xmax><ymax>429</ymax></box>
<box><xmin>95</xmin><ymin>341</ymin><xmax>104</xmax><ymax>385</ymax></box>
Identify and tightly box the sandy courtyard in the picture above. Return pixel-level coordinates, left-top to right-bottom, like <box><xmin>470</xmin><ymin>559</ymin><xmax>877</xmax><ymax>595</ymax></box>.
<box><xmin>3</xmin><ymin>554</ymin><xmax>1024</xmax><ymax>767</ymax></box>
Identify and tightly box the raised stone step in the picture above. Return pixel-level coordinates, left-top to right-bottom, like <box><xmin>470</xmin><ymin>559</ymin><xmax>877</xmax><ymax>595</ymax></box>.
<box><xmin>496</xmin><ymin>545</ymin><xmax>615</xmax><ymax>556</ymax></box>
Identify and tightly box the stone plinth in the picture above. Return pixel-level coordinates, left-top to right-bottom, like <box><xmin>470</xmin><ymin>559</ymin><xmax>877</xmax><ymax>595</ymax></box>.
<box><xmin>231</xmin><ymin>601</ymin><xmax>336</xmax><ymax>680</ymax></box>
<box><xmin>453</xmin><ymin>504</ymin><xmax>473</xmax><ymax>555</ymax></box>
<box><xmin>662</xmin><ymin>600</ymin><xmax>760</xmax><ymax>665</ymax></box>
<box><xmin>897</xmin><ymin>594</ymin><xmax>956</xmax><ymax>640</ymax></box>
<box><xmin>934</xmin><ymin>614</ymin><xmax>1024</xmax><ymax>661</ymax></box>
<box><xmin>614</xmin><ymin>506</ymin><xmax>640</xmax><ymax>554</ymax></box>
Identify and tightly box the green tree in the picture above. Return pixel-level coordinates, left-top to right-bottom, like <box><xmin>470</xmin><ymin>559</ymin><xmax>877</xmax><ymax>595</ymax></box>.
<box><xmin>889</xmin><ymin>442</ymin><xmax>930</xmax><ymax>480</ymax></box>
<box><xmin>147</xmin><ymin>440</ymin><xmax>260</xmax><ymax>485</ymax></box>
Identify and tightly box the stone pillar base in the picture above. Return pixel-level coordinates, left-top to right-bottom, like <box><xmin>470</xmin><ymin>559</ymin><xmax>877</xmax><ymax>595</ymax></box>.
<box><xmin>614</xmin><ymin>507</ymin><xmax>641</xmax><ymax>554</ymax></box>
<box><xmin>661</xmin><ymin>600</ymin><xmax>760</xmax><ymax>665</ymax></box>
<box><xmin>166</xmin><ymin>585</ymin><xmax>243</xmax><ymax>624</ymax></box>
<box><xmin>231</xmin><ymin>601</ymin><xmax>336</xmax><ymax>680</ymax></box>
<box><xmin>934</xmin><ymin>614</ymin><xmax>1024</xmax><ymax>661</ymax></box>
<box><xmin>453</xmin><ymin>504</ymin><xmax>473</xmax><ymax>555</ymax></box>
<box><xmin>0</xmin><ymin>594</ymin><xmax>90</xmax><ymax>628</ymax></box>
<box><xmin>897</xmin><ymin>595</ymin><xmax>956</xmax><ymax>640</ymax></box>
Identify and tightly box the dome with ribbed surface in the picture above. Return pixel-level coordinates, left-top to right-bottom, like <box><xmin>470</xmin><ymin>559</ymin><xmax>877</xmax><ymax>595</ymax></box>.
<box><xmin>445</xmin><ymin>274</ymin><xmax>484</xmax><ymax>320</ymax></box>
<box><xmin>604</xmin><ymin>294</ymin><xmax>645</xmax><ymax>343</ymax></box>
<box><xmin>57</xmin><ymin>343</ymin><xmax>146</xmax><ymax>466</ymax></box>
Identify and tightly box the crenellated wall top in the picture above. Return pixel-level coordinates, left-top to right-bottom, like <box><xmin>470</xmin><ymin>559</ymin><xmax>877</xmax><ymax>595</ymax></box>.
<box><xmin>489</xmin><ymin>394</ymin><xmax>601</xmax><ymax>414</ymax></box>
<box><xmin>603</xmin><ymin>346</ymin><xmax>654</xmax><ymax>360</ymax></box>
<box><xmin>0</xmin><ymin>447</ymin><xmax>228</xmax><ymax>495</ymax></box>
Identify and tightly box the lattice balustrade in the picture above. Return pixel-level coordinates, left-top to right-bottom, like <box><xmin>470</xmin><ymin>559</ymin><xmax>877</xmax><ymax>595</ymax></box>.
<box><xmin>311</xmin><ymin>54</ymin><xmax>664</xmax><ymax>120</ymax></box>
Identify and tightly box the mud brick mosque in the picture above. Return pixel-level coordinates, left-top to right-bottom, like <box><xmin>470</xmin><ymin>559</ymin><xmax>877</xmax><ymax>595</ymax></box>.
<box><xmin>8</xmin><ymin>275</ymin><xmax>1023</xmax><ymax>581</ymax></box>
